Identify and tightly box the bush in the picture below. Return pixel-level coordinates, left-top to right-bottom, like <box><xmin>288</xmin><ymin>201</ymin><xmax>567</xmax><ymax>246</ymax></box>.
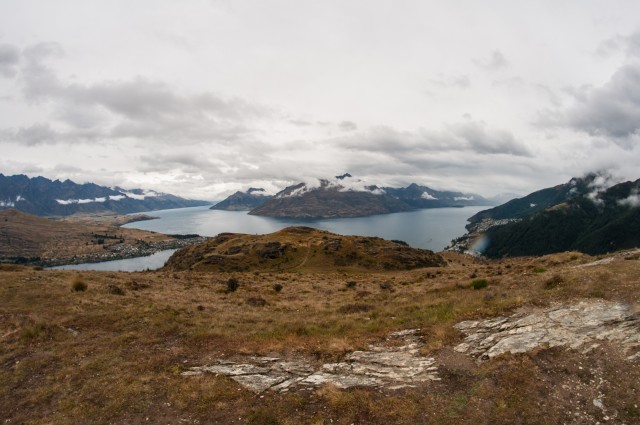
<box><xmin>346</xmin><ymin>280</ymin><xmax>357</xmax><ymax>289</ymax></box>
<box><xmin>107</xmin><ymin>284</ymin><xmax>125</xmax><ymax>295</ymax></box>
<box><xmin>544</xmin><ymin>274</ymin><xmax>564</xmax><ymax>289</ymax></box>
<box><xmin>272</xmin><ymin>283</ymin><xmax>283</xmax><ymax>293</ymax></box>
<box><xmin>470</xmin><ymin>278</ymin><xmax>488</xmax><ymax>290</ymax></box>
<box><xmin>226</xmin><ymin>277</ymin><xmax>239</xmax><ymax>293</ymax></box>
<box><xmin>533</xmin><ymin>267</ymin><xmax>547</xmax><ymax>273</ymax></box>
<box><xmin>71</xmin><ymin>275</ymin><xmax>87</xmax><ymax>292</ymax></box>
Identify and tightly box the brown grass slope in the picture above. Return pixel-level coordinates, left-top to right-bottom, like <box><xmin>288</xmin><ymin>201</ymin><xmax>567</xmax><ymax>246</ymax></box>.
<box><xmin>164</xmin><ymin>226</ymin><xmax>446</xmax><ymax>272</ymax></box>
<box><xmin>1</xmin><ymin>249</ymin><xmax>639</xmax><ymax>424</ymax></box>
<box><xmin>0</xmin><ymin>209</ymin><xmax>172</xmax><ymax>263</ymax></box>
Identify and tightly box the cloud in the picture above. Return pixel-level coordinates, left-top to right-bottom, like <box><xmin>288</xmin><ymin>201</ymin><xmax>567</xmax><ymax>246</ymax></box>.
<box><xmin>473</xmin><ymin>50</ymin><xmax>508</xmax><ymax>70</ymax></box>
<box><xmin>342</xmin><ymin>119</ymin><xmax>531</xmax><ymax>157</ymax></box>
<box><xmin>0</xmin><ymin>123</ymin><xmax>59</xmax><ymax>146</ymax></box>
<box><xmin>618</xmin><ymin>189</ymin><xmax>640</xmax><ymax>207</ymax></box>
<box><xmin>3</xmin><ymin>42</ymin><xmax>274</xmax><ymax>146</ymax></box>
<box><xmin>0</xmin><ymin>43</ymin><xmax>20</xmax><ymax>78</ymax></box>
<box><xmin>338</xmin><ymin>120</ymin><xmax>357</xmax><ymax>132</ymax></box>
<box><xmin>565</xmin><ymin>63</ymin><xmax>640</xmax><ymax>145</ymax></box>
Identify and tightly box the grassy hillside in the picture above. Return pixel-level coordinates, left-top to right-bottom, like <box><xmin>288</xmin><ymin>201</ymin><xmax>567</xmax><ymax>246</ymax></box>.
<box><xmin>0</xmin><ymin>209</ymin><xmax>185</xmax><ymax>265</ymax></box>
<box><xmin>1</xmin><ymin>249</ymin><xmax>640</xmax><ymax>424</ymax></box>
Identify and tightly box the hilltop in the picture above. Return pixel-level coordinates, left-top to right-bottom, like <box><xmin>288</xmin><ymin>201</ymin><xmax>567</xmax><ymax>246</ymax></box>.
<box><xmin>0</xmin><ymin>173</ymin><xmax>210</xmax><ymax>216</ymax></box>
<box><xmin>164</xmin><ymin>226</ymin><xmax>446</xmax><ymax>272</ymax></box>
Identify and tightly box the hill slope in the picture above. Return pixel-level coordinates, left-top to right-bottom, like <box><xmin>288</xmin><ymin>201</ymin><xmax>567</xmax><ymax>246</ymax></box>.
<box><xmin>383</xmin><ymin>183</ymin><xmax>490</xmax><ymax>208</ymax></box>
<box><xmin>210</xmin><ymin>188</ymin><xmax>271</xmax><ymax>211</ymax></box>
<box><xmin>164</xmin><ymin>226</ymin><xmax>446</xmax><ymax>272</ymax></box>
<box><xmin>0</xmin><ymin>173</ymin><xmax>210</xmax><ymax>216</ymax></box>
<box><xmin>466</xmin><ymin>175</ymin><xmax>640</xmax><ymax>257</ymax></box>
<box><xmin>0</xmin><ymin>209</ymin><xmax>204</xmax><ymax>266</ymax></box>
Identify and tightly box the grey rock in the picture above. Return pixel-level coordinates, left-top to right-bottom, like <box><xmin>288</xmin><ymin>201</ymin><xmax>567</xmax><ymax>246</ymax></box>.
<box><xmin>181</xmin><ymin>329</ymin><xmax>439</xmax><ymax>393</ymax></box>
<box><xmin>454</xmin><ymin>301</ymin><xmax>640</xmax><ymax>361</ymax></box>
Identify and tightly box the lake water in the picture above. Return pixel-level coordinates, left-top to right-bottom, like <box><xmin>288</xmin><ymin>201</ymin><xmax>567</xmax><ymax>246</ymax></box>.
<box><xmin>50</xmin><ymin>249</ymin><xmax>178</xmax><ymax>272</ymax></box>
<box><xmin>124</xmin><ymin>205</ymin><xmax>487</xmax><ymax>250</ymax></box>
<box><xmin>55</xmin><ymin>205</ymin><xmax>486</xmax><ymax>271</ymax></box>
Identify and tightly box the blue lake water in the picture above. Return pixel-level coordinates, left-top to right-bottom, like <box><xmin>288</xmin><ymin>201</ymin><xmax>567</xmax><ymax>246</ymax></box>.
<box><xmin>54</xmin><ymin>205</ymin><xmax>487</xmax><ymax>271</ymax></box>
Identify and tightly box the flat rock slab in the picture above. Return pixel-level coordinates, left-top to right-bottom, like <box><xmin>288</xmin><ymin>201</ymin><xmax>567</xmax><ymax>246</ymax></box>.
<box><xmin>182</xmin><ymin>329</ymin><xmax>439</xmax><ymax>393</ymax></box>
<box><xmin>454</xmin><ymin>301</ymin><xmax>640</xmax><ymax>361</ymax></box>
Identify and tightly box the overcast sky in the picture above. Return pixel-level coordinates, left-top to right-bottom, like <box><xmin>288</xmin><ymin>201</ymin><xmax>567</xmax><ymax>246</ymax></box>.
<box><xmin>1</xmin><ymin>0</ymin><xmax>640</xmax><ymax>200</ymax></box>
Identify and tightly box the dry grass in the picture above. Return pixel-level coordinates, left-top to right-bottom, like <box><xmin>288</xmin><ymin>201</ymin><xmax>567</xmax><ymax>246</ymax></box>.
<box><xmin>1</xmin><ymin>249</ymin><xmax>639</xmax><ymax>423</ymax></box>
<box><xmin>0</xmin><ymin>209</ymin><xmax>175</xmax><ymax>263</ymax></box>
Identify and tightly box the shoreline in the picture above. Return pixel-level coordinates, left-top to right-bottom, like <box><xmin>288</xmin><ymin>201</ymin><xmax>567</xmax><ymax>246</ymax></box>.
<box><xmin>4</xmin><ymin>236</ymin><xmax>208</xmax><ymax>268</ymax></box>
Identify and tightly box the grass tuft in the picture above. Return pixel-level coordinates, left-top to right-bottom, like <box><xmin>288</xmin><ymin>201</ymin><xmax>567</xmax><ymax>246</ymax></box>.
<box><xmin>470</xmin><ymin>278</ymin><xmax>488</xmax><ymax>290</ymax></box>
<box><xmin>70</xmin><ymin>275</ymin><xmax>88</xmax><ymax>292</ymax></box>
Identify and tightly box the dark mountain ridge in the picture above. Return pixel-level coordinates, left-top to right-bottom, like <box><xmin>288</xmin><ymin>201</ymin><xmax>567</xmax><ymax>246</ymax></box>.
<box><xmin>0</xmin><ymin>173</ymin><xmax>210</xmax><ymax>216</ymax></box>
<box><xmin>464</xmin><ymin>174</ymin><xmax>640</xmax><ymax>257</ymax></box>
<box><xmin>210</xmin><ymin>188</ymin><xmax>272</xmax><ymax>211</ymax></box>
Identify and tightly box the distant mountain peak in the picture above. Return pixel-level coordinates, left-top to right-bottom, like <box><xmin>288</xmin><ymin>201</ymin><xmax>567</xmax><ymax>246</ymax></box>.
<box><xmin>247</xmin><ymin>187</ymin><xmax>266</xmax><ymax>194</ymax></box>
<box><xmin>335</xmin><ymin>173</ymin><xmax>352</xmax><ymax>180</ymax></box>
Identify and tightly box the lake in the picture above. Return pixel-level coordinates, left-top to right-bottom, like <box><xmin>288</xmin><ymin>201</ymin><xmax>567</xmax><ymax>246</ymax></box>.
<box><xmin>123</xmin><ymin>205</ymin><xmax>485</xmax><ymax>251</ymax></box>
<box><xmin>55</xmin><ymin>205</ymin><xmax>486</xmax><ymax>271</ymax></box>
<box><xmin>50</xmin><ymin>249</ymin><xmax>178</xmax><ymax>272</ymax></box>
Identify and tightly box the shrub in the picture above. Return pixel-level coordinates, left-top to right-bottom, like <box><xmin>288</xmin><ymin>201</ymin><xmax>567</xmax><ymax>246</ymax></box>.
<box><xmin>533</xmin><ymin>267</ymin><xmax>547</xmax><ymax>273</ymax></box>
<box><xmin>71</xmin><ymin>275</ymin><xmax>87</xmax><ymax>292</ymax></box>
<box><xmin>226</xmin><ymin>277</ymin><xmax>239</xmax><ymax>293</ymax></box>
<box><xmin>107</xmin><ymin>284</ymin><xmax>125</xmax><ymax>295</ymax></box>
<box><xmin>272</xmin><ymin>283</ymin><xmax>283</xmax><ymax>293</ymax></box>
<box><xmin>544</xmin><ymin>274</ymin><xmax>564</xmax><ymax>289</ymax></box>
<box><xmin>346</xmin><ymin>280</ymin><xmax>357</xmax><ymax>289</ymax></box>
<box><xmin>470</xmin><ymin>278</ymin><xmax>488</xmax><ymax>290</ymax></box>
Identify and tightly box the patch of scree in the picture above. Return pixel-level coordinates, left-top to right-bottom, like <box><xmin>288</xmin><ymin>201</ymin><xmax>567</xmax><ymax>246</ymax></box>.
<box><xmin>182</xmin><ymin>329</ymin><xmax>440</xmax><ymax>393</ymax></box>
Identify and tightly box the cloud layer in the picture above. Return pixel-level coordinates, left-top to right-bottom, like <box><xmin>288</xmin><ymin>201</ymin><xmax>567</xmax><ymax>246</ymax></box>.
<box><xmin>1</xmin><ymin>1</ymin><xmax>640</xmax><ymax>200</ymax></box>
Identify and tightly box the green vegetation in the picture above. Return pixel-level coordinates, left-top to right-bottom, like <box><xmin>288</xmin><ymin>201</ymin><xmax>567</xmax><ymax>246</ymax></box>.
<box><xmin>470</xmin><ymin>278</ymin><xmax>488</xmax><ymax>289</ymax></box>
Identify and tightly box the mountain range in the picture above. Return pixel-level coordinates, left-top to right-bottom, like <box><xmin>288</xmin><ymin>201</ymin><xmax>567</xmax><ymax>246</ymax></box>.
<box><xmin>0</xmin><ymin>173</ymin><xmax>210</xmax><ymax>216</ymax></box>
<box><xmin>215</xmin><ymin>174</ymin><xmax>492</xmax><ymax>218</ymax></box>
<box><xmin>464</xmin><ymin>173</ymin><xmax>640</xmax><ymax>257</ymax></box>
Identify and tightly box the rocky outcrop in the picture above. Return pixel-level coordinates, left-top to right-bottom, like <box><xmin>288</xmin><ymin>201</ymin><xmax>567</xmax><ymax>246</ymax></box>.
<box><xmin>182</xmin><ymin>329</ymin><xmax>439</xmax><ymax>392</ymax></box>
<box><xmin>454</xmin><ymin>301</ymin><xmax>640</xmax><ymax>361</ymax></box>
